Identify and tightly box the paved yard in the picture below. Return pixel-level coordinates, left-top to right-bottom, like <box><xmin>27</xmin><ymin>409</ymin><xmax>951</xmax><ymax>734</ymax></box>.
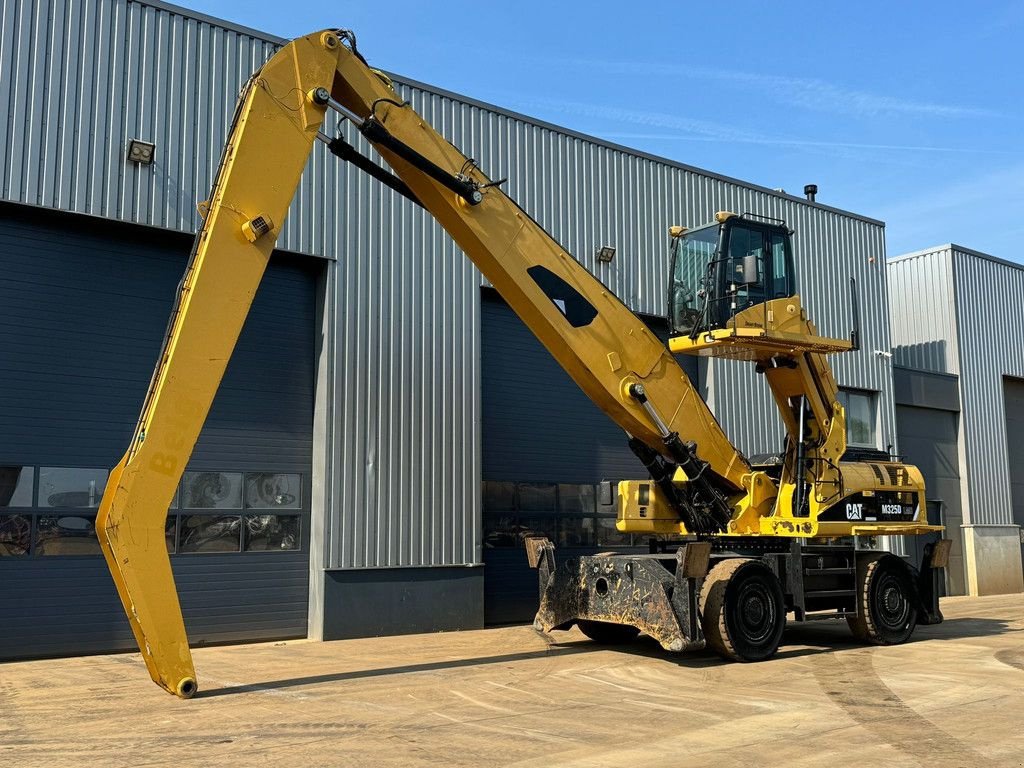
<box><xmin>2</xmin><ymin>594</ymin><xmax>1023</xmax><ymax>767</ymax></box>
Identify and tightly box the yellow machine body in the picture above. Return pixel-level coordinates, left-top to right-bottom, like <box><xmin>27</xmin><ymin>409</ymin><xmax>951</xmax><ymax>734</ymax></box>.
<box><xmin>96</xmin><ymin>32</ymin><xmax>940</xmax><ymax>697</ymax></box>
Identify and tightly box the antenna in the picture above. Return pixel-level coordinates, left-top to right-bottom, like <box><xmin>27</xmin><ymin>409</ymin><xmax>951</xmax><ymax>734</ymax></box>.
<box><xmin>850</xmin><ymin>277</ymin><xmax>861</xmax><ymax>351</ymax></box>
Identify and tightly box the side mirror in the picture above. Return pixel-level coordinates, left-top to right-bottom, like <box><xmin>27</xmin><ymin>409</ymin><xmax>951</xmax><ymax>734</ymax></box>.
<box><xmin>741</xmin><ymin>253</ymin><xmax>760</xmax><ymax>285</ymax></box>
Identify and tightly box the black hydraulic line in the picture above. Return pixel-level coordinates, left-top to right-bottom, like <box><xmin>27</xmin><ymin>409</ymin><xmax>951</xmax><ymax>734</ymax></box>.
<box><xmin>794</xmin><ymin>396</ymin><xmax>807</xmax><ymax>517</ymax></box>
<box><xmin>359</xmin><ymin>118</ymin><xmax>483</xmax><ymax>205</ymax></box>
<box><xmin>627</xmin><ymin>437</ymin><xmax>707</xmax><ymax>532</ymax></box>
<box><xmin>626</xmin><ymin>383</ymin><xmax>733</xmax><ymax>534</ymax></box>
<box><xmin>324</xmin><ymin>134</ymin><xmax>423</xmax><ymax>207</ymax></box>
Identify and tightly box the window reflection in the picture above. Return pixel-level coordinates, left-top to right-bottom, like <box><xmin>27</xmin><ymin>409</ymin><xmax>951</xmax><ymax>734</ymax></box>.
<box><xmin>0</xmin><ymin>514</ymin><xmax>31</xmax><ymax>556</ymax></box>
<box><xmin>244</xmin><ymin>473</ymin><xmax>300</xmax><ymax>509</ymax></box>
<box><xmin>838</xmin><ymin>389</ymin><xmax>878</xmax><ymax>448</ymax></box>
<box><xmin>178</xmin><ymin>514</ymin><xmax>241</xmax><ymax>553</ymax></box>
<box><xmin>483</xmin><ymin>514</ymin><xmax>522</xmax><ymax>548</ymax></box>
<box><xmin>482</xmin><ymin>481</ymin><xmax>516</xmax><ymax>512</ymax></box>
<box><xmin>597</xmin><ymin>516</ymin><xmax>632</xmax><ymax>546</ymax></box>
<box><xmin>244</xmin><ymin>514</ymin><xmax>299</xmax><ymax>551</ymax></box>
<box><xmin>182</xmin><ymin>472</ymin><xmax>242</xmax><ymax>509</ymax></box>
<box><xmin>39</xmin><ymin>468</ymin><xmax>107</xmax><ymax>508</ymax></box>
<box><xmin>166</xmin><ymin>514</ymin><xmax>177</xmax><ymax>554</ymax></box>
<box><xmin>558</xmin><ymin>515</ymin><xmax>595</xmax><ymax>547</ymax></box>
<box><xmin>35</xmin><ymin>515</ymin><xmax>101</xmax><ymax>555</ymax></box>
<box><xmin>518</xmin><ymin>483</ymin><xmax>556</xmax><ymax>512</ymax></box>
<box><xmin>482</xmin><ymin>482</ymin><xmax>633</xmax><ymax>549</ymax></box>
<box><xmin>0</xmin><ymin>467</ymin><xmax>34</xmax><ymax>507</ymax></box>
<box><xmin>558</xmin><ymin>484</ymin><xmax>595</xmax><ymax>514</ymax></box>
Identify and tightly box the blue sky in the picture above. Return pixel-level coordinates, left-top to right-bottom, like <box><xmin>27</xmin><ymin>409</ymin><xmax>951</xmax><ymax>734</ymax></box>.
<box><xmin>186</xmin><ymin>0</ymin><xmax>1023</xmax><ymax>260</ymax></box>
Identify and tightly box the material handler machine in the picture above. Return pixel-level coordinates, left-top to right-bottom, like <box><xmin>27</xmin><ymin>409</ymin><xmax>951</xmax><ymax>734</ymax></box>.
<box><xmin>96</xmin><ymin>30</ymin><xmax>950</xmax><ymax>698</ymax></box>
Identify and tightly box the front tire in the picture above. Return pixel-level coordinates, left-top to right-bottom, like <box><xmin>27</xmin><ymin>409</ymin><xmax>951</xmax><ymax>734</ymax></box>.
<box><xmin>847</xmin><ymin>554</ymin><xmax>918</xmax><ymax>644</ymax></box>
<box><xmin>700</xmin><ymin>558</ymin><xmax>786</xmax><ymax>662</ymax></box>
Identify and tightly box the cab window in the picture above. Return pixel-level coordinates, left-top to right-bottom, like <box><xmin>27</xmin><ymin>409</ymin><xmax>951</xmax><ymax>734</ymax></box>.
<box><xmin>724</xmin><ymin>225</ymin><xmax>766</xmax><ymax>311</ymax></box>
<box><xmin>770</xmin><ymin>231</ymin><xmax>795</xmax><ymax>298</ymax></box>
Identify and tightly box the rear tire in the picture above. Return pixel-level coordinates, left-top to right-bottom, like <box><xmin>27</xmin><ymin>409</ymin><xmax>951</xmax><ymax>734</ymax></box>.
<box><xmin>847</xmin><ymin>554</ymin><xmax>918</xmax><ymax>644</ymax></box>
<box><xmin>700</xmin><ymin>558</ymin><xmax>785</xmax><ymax>662</ymax></box>
<box><xmin>576</xmin><ymin>620</ymin><xmax>641</xmax><ymax>644</ymax></box>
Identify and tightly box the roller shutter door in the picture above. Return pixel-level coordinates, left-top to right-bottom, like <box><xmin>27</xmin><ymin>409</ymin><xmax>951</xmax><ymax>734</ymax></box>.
<box><xmin>1003</xmin><ymin>378</ymin><xmax>1024</xmax><ymax>568</ymax></box>
<box><xmin>895</xmin><ymin>404</ymin><xmax>965</xmax><ymax>595</ymax></box>
<box><xmin>481</xmin><ymin>291</ymin><xmax>691</xmax><ymax>624</ymax></box>
<box><xmin>0</xmin><ymin>204</ymin><xmax>317</xmax><ymax>658</ymax></box>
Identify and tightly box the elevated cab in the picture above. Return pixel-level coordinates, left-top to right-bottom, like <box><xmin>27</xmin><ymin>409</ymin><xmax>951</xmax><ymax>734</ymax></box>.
<box><xmin>667</xmin><ymin>213</ymin><xmax>852</xmax><ymax>359</ymax></box>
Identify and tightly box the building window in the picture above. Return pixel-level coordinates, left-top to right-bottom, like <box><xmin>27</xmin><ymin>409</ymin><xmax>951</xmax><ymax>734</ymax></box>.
<box><xmin>182</xmin><ymin>472</ymin><xmax>243</xmax><ymax>509</ymax></box>
<box><xmin>482</xmin><ymin>480</ymin><xmax>637</xmax><ymax>548</ymax></box>
<box><xmin>1</xmin><ymin>469</ymin><xmax>303</xmax><ymax>558</ymax></box>
<box><xmin>0</xmin><ymin>466</ymin><xmax>34</xmax><ymax>507</ymax></box>
<box><xmin>178</xmin><ymin>514</ymin><xmax>242</xmax><ymax>553</ymax></box>
<box><xmin>35</xmin><ymin>515</ymin><xmax>102</xmax><ymax>556</ymax></box>
<box><xmin>838</xmin><ymin>389</ymin><xmax>878</xmax><ymax>448</ymax></box>
<box><xmin>38</xmin><ymin>467</ymin><xmax>107</xmax><ymax>508</ymax></box>
<box><xmin>0</xmin><ymin>514</ymin><xmax>32</xmax><ymax>556</ymax></box>
<box><xmin>244</xmin><ymin>473</ymin><xmax>301</xmax><ymax>509</ymax></box>
<box><xmin>243</xmin><ymin>514</ymin><xmax>300</xmax><ymax>551</ymax></box>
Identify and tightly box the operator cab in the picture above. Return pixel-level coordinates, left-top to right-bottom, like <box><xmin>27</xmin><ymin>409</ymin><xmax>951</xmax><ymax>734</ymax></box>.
<box><xmin>669</xmin><ymin>213</ymin><xmax>796</xmax><ymax>337</ymax></box>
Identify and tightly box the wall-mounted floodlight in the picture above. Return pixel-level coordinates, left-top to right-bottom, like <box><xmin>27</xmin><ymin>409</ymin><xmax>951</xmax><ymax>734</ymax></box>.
<box><xmin>596</xmin><ymin>245</ymin><xmax>616</xmax><ymax>264</ymax></box>
<box><xmin>127</xmin><ymin>139</ymin><xmax>156</xmax><ymax>165</ymax></box>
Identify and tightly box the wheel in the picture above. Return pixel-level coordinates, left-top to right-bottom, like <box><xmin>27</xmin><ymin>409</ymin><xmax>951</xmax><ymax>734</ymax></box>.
<box><xmin>847</xmin><ymin>554</ymin><xmax>918</xmax><ymax>645</ymax></box>
<box><xmin>700</xmin><ymin>558</ymin><xmax>786</xmax><ymax>662</ymax></box>
<box><xmin>576</xmin><ymin>619</ymin><xmax>641</xmax><ymax>644</ymax></box>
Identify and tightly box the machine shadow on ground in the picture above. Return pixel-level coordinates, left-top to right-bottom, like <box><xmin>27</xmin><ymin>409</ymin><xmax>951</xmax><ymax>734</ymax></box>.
<box><xmin>196</xmin><ymin>611</ymin><xmax>1019</xmax><ymax>699</ymax></box>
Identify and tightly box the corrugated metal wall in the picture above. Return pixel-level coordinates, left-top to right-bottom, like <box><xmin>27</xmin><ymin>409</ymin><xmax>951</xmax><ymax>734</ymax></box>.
<box><xmin>889</xmin><ymin>245</ymin><xmax>1024</xmax><ymax>528</ymax></box>
<box><xmin>888</xmin><ymin>248</ymin><xmax>960</xmax><ymax>374</ymax></box>
<box><xmin>3</xmin><ymin>0</ymin><xmax>895</xmax><ymax>569</ymax></box>
<box><xmin>951</xmin><ymin>248</ymin><xmax>1024</xmax><ymax>527</ymax></box>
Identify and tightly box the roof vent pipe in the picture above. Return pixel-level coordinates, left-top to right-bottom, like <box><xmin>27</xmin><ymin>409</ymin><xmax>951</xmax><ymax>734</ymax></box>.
<box><xmin>804</xmin><ymin>184</ymin><xmax>818</xmax><ymax>202</ymax></box>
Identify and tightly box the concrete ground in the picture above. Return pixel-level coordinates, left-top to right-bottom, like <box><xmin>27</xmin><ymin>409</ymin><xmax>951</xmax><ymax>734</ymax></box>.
<box><xmin>2</xmin><ymin>595</ymin><xmax>1023</xmax><ymax>768</ymax></box>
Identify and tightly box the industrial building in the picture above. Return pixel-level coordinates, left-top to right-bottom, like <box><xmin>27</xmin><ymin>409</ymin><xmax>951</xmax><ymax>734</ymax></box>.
<box><xmin>0</xmin><ymin>0</ymin><xmax>1017</xmax><ymax>661</ymax></box>
<box><xmin>888</xmin><ymin>245</ymin><xmax>1024</xmax><ymax>597</ymax></box>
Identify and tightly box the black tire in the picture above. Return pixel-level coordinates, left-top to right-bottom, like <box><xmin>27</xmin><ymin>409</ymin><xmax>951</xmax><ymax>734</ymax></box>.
<box><xmin>847</xmin><ymin>554</ymin><xmax>918</xmax><ymax>645</ymax></box>
<box><xmin>700</xmin><ymin>558</ymin><xmax>786</xmax><ymax>662</ymax></box>
<box><xmin>576</xmin><ymin>619</ymin><xmax>641</xmax><ymax>644</ymax></box>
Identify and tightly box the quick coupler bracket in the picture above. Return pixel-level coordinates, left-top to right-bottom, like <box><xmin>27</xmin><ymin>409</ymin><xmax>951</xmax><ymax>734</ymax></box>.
<box><xmin>526</xmin><ymin>540</ymin><xmax>712</xmax><ymax>652</ymax></box>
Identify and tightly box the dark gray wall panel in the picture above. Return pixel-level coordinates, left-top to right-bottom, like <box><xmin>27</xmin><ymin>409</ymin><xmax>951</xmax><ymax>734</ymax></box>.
<box><xmin>480</xmin><ymin>291</ymin><xmax>689</xmax><ymax>484</ymax></box>
<box><xmin>0</xmin><ymin>554</ymin><xmax>309</xmax><ymax>658</ymax></box>
<box><xmin>322</xmin><ymin>567</ymin><xmax>484</xmax><ymax>640</ymax></box>
<box><xmin>1002</xmin><ymin>378</ymin><xmax>1024</xmax><ymax>566</ymax></box>
<box><xmin>480</xmin><ymin>293</ymin><xmax>665</xmax><ymax>623</ymax></box>
<box><xmin>0</xmin><ymin>203</ymin><xmax>317</xmax><ymax>658</ymax></box>
<box><xmin>895</xmin><ymin>404</ymin><xmax>965</xmax><ymax>595</ymax></box>
<box><xmin>893</xmin><ymin>366</ymin><xmax>960</xmax><ymax>412</ymax></box>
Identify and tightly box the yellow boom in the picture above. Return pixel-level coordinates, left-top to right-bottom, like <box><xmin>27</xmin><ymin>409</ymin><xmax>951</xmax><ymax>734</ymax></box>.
<box><xmin>97</xmin><ymin>30</ymin><xmax>746</xmax><ymax>697</ymax></box>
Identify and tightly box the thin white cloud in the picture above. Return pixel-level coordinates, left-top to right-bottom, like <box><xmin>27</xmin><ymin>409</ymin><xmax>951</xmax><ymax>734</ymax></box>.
<box><xmin>544</xmin><ymin>57</ymin><xmax>999</xmax><ymax>120</ymax></box>
<box><xmin>880</xmin><ymin>162</ymin><xmax>1024</xmax><ymax>257</ymax></box>
<box><xmin>508</xmin><ymin>97</ymin><xmax>1013</xmax><ymax>155</ymax></box>
<box><xmin>599</xmin><ymin>132</ymin><xmax>1014</xmax><ymax>155</ymax></box>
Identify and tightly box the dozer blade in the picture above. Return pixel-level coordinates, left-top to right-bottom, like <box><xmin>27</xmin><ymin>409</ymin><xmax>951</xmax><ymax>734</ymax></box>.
<box><xmin>532</xmin><ymin>543</ymin><xmax>711</xmax><ymax>653</ymax></box>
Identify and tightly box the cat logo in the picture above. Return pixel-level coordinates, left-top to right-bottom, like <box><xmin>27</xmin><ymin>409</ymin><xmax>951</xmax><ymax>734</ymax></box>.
<box><xmin>846</xmin><ymin>502</ymin><xmax>864</xmax><ymax>521</ymax></box>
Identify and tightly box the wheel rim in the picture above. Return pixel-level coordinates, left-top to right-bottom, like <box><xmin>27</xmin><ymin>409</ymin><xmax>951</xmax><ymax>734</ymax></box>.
<box><xmin>733</xmin><ymin>578</ymin><xmax>778</xmax><ymax>645</ymax></box>
<box><xmin>873</xmin><ymin>570</ymin><xmax>911</xmax><ymax>631</ymax></box>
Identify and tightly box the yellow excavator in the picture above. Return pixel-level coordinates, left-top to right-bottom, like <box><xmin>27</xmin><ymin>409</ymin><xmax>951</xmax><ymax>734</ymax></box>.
<box><xmin>96</xmin><ymin>29</ymin><xmax>950</xmax><ymax>698</ymax></box>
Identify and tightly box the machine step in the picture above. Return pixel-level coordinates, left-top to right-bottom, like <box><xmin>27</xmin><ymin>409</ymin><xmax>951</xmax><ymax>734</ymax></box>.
<box><xmin>804</xmin><ymin>589</ymin><xmax>856</xmax><ymax>598</ymax></box>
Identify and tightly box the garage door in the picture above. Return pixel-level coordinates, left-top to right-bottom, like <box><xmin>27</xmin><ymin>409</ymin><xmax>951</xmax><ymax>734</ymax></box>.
<box><xmin>895</xmin><ymin>404</ymin><xmax>965</xmax><ymax>595</ymax></box>
<box><xmin>0</xmin><ymin>203</ymin><xmax>317</xmax><ymax>658</ymax></box>
<box><xmin>1003</xmin><ymin>378</ymin><xmax>1024</xmax><ymax>567</ymax></box>
<box><xmin>481</xmin><ymin>291</ymin><xmax>692</xmax><ymax>624</ymax></box>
